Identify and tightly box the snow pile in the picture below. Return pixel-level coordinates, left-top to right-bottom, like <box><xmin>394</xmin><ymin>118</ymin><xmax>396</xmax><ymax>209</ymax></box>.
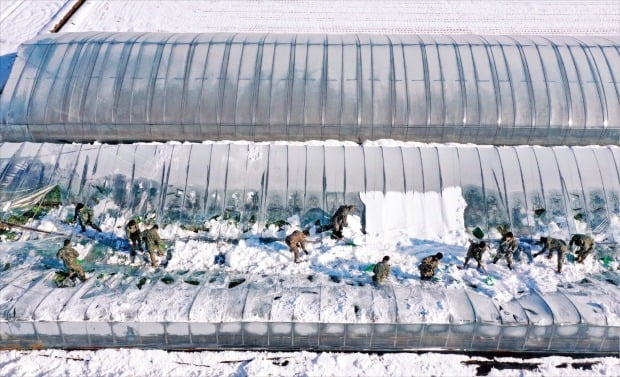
<box><xmin>361</xmin><ymin>187</ymin><xmax>468</xmax><ymax>244</ymax></box>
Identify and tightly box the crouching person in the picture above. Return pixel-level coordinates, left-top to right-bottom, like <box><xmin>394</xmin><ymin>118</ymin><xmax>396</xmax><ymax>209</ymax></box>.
<box><xmin>57</xmin><ymin>239</ymin><xmax>87</xmax><ymax>283</ymax></box>
<box><xmin>373</xmin><ymin>256</ymin><xmax>391</xmax><ymax>284</ymax></box>
<box><xmin>493</xmin><ymin>232</ymin><xmax>518</xmax><ymax>270</ymax></box>
<box><xmin>570</xmin><ymin>234</ymin><xmax>595</xmax><ymax>263</ymax></box>
<box><xmin>419</xmin><ymin>252</ymin><xmax>443</xmax><ymax>280</ymax></box>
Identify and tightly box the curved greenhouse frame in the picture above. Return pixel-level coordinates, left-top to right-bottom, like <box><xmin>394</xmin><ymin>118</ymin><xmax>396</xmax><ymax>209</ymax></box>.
<box><xmin>1</xmin><ymin>142</ymin><xmax>618</xmax><ymax>242</ymax></box>
<box><xmin>1</xmin><ymin>32</ymin><xmax>618</xmax><ymax>144</ymax></box>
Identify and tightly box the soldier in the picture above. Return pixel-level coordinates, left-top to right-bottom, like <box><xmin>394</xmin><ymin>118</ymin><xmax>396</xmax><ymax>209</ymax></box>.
<box><xmin>285</xmin><ymin>229</ymin><xmax>310</xmax><ymax>263</ymax></box>
<box><xmin>419</xmin><ymin>252</ymin><xmax>443</xmax><ymax>280</ymax></box>
<box><xmin>463</xmin><ymin>240</ymin><xmax>487</xmax><ymax>271</ymax></box>
<box><xmin>57</xmin><ymin>239</ymin><xmax>87</xmax><ymax>283</ymax></box>
<box><xmin>331</xmin><ymin>204</ymin><xmax>356</xmax><ymax>239</ymax></box>
<box><xmin>373</xmin><ymin>255</ymin><xmax>391</xmax><ymax>284</ymax></box>
<box><xmin>533</xmin><ymin>236</ymin><xmax>568</xmax><ymax>273</ymax></box>
<box><xmin>143</xmin><ymin>224</ymin><xmax>164</xmax><ymax>267</ymax></box>
<box><xmin>73</xmin><ymin>203</ymin><xmax>102</xmax><ymax>233</ymax></box>
<box><xmin>126</xmin><ymin>219</ymin><xmax>143</xmax><ymax>260</ymax></box>
<box><xmin>569</xmin><ymin>234</ymin><xmax>595</xmax><ymax>263</ymax></box>
<box><xmin>492</xmin><ymin>232</ymin><xmax>518</xmax><ymax>270</ymax></box>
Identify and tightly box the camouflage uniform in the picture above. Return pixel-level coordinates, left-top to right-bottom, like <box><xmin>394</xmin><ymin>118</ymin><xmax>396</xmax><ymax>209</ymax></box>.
<box><xmin>126</xmin><ymin>220</ymin><xmax>143</xmax><ymax>256</ymax></box>
<box><xmin>463</xmin><ymin>240</ymin><xmax>487</xmax><ymax>270</ymax></box>
<box><xmin>74</xmin><ymin>205</ymin><xmax>102</xmax><ymax>233</ymax></box>
<box><xmin>372</xmin><ymin>260</ymin><xmax>391</xmax><ymax>284</ymax></box>
<box><xmin>143</xmin><ymin>226</ymin><xmax>163</xmax><ymax>267</ymax></box>
<box><xmin>533</xmin><ymin>237</ymin><xmax>567</xmax><ymax>273</ymax></box>
<box><xmin>569</xmin><ymin>234</ymin><xmax>595</xmax><ymax>263</ymax></box>
<box><xmin>331</xmin><ymin>205</ymin><xmax>355</xmax><ymax>239</ymax></box>
<box><xmin>419</xmin><ymin>255</ymin><xmax>441</xmax><ymax>280</ymax></box>
<box><xmin>493</xmin><ymin>236</ymin><xmax>518</xmax><ymax>270</ymax></box>
<box><xmin>57</xmin><ymin>244</ymin><xmax>86</xmax><ymax>282</ymax></box>
<box><xmin>285</xmin><ymin>230</ymin><xmax>309</xmax><ymax>263</ymax></box>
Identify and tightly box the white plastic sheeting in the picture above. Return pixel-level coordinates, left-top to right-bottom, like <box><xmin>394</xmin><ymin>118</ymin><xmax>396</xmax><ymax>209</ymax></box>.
<box><xmin>0</xmin><ymin>142</ymin><xmax>618</xmax><ymax>242</ymax></box>
<box><xmin>0</xmin><ymin>32</ymin><xmax>618</xmax><ymax>144</ymax></box>
<box><xmin>0</xmin><ymin>272</ymin><xmax>618</xmax><ymax>352</ymax></box>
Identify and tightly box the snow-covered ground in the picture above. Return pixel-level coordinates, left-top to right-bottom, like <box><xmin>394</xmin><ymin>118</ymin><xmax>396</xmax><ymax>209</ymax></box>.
<box><xmin>1</xmin><ymin>1</ymin><xmax>619</xmax><ymax>376</ymax></box>
<box><xmin>63</xmin><ymin>1</ymin><xmax>620</xmax><ymax>35</ymax></box>
<box><xmin>1</xmin><ymin>349</ymin><xmax>618</xmax><ymax>377</ymax></box>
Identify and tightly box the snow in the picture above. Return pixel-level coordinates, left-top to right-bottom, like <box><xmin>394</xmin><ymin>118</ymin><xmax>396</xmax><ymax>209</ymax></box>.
<box><xmin>2</xmin><ymin>200</ymin><xmax>617</xmax><ymax>326</ymax></box>
<box><xmin>1</xmin><ymin>1</ymin><xmax>619</xmax><ymax>376</ymax></box>
<box><xmin>0</xmin><ymin>0</ymin><xmax>72</xmax><ymax>91</ymax></box>
<box><xmin>61</xmin><ymin>0</ymin><xmax>620</xmax><ymax>35</ymax></box>
<box><xmin>0</xmin><ymin>349</ymin><xmax>618</xmax><ymax>377</ymax></box>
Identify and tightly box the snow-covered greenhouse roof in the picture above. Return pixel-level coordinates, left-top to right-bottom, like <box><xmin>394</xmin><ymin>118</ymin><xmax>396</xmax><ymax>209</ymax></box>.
<box><xmin>1</xmin><ymin>142</ymin><xmax>619</xmax><ymax>242</ymax></box>
<box><xmin>0</xmin><ymin>32</ymin><xmax>618</xmax><ymax>144</ymax></box>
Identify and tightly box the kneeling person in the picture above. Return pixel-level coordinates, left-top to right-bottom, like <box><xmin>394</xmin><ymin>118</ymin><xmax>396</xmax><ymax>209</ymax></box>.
<box><xmin>419</xmin><ymin>252</ymin><xmax>443</xmax><ymax>280</ymax></box>
<box><xmin>569</xmin><ymin>234</ymin><xmax>595</xmax><ymax>263</ymax></box>
<box><xmin>373</xmin><ymin>256</ymin><xmax>391</xmax><ymax>284</ymax></box>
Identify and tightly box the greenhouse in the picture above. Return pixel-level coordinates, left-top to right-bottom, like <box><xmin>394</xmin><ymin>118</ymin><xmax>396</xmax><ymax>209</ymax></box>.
<box><xmin>0</xmin><ymin>142</ymin><xmax>618</xmax><ymax>241</ymax></box>
<box><xmin>0</xmin><ymin>32</ymin><xmax>619</xmax><ymax>355</ymax></box>
<box><xmin>0</xmin><ymin>32</ymin><xmax>618</xmax><ymax>144</ymax></box>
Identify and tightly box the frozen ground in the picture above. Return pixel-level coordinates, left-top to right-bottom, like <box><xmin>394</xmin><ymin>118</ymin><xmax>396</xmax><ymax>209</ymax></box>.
<box><xmin>63</xmin><ymin>0</ymin><xmax>620</xmax><ymax>35</ymax></box>
<box><xmin>0</xmin><ymin>349</ymin><xmax>618</xmax><ymax>377</ymax></box>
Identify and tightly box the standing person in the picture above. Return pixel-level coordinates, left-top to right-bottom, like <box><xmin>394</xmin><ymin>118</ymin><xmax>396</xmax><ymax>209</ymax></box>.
<box><xmin>331</xmin><ymin>204</ymin><xmax>356</xmax><ymax>239</ymax></box>
<box><xmin>143</xmin><ymin>224</ymin><xmax>164</xmax><ymax>267</ymax></box>
<box><xmin>126</xmin><ymin>219</ymin><xmax>143</xmax><ymax>261</ymax></box>
<box><xmin>569</xmin><ymin>234</ymin><xmax>596</xmax><ymax>263</ymax></box>
<box><xmin>463</xmin><ymin>240</ymin><xmax>488</xmax><ymax>271</ymax></box>
<box><xmin>373</xmin><ymin>255</ymin><xmax>391</xmax><ymax>284</ymax></box>
<box><xmin>73</xmin><ymin>203</ymin><xmax>102</xmax><ymax>233</ymax></box>
<box><xmin>57</xmin><ymin>239</ymin><xmax>87</xmax><ymax>283</ymax></box>
<box><xmin>285</xmin><ymin>229</ymin><xmax>309</xmax><ymax>264</ymax></box>
<box><xmin>533</xmin><ymin>236</ymin><xmax>568</xmax><ymax>273</ymax></box>
<box><xmin>419</xmin><ymin>252</ymin><xmax>443</xmax><ymax>280</ymax></box>
<box><xmin>492</xmin><ymin>232</ymin><xmax>518</xmax><ymax>270</ymax></box>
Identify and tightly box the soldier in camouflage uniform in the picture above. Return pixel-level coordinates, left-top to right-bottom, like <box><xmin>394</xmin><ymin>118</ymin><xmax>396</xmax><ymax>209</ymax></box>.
<box><xmin>569</xmin><ymin>234</ymin><xmax>595</xmax><ymax>263</ymax></box>
<box><xmin>285</xmin><ymin>229</ymin><xmax>310</xmax><ymax>264</ymax></box>
<box><xmin>143</xmin><ymin>224</ymin><xmax>164</xmax><ymax>267</ymax></box>
<box><xmin>373</xmin><ymin>255</ymin><xmax>391</xmax><ymax>284</ymax></box>
<box><xmin>73</xmin><ymin>203</ymin><xmax>102</xmax><ymax>233</ymax></box>
<box><xmin>419</xmin><ymin>252</ymin><xmax>443</xmax><ymax>280</ymax></box>
<box><xmin>492</xmin><ymin>232</ymin><xmax>518</xmax><ymax>270</ymax></box>
<box><xmin>463</xmin><ymin>240</ymin><xmax>488</xmax><ymax>271</ymax></box>
<box><xmin>57</xmin><ymin>239</ymin><xmax>87</xmax><ymax>282</ymax></box>
<box><xmin>126</xmin><ymin>219</ymin><xmax>143</xmax><ymax>260</ymax></box>
<box><xmin>533</xmin><ymin>236</ymin><xmax>567</xmax><ymax>273</ymax></box>
<box><xmin>331</xmin><ymin>205</ymin><xmax>356</xmax><ymax>239</ymax></box>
